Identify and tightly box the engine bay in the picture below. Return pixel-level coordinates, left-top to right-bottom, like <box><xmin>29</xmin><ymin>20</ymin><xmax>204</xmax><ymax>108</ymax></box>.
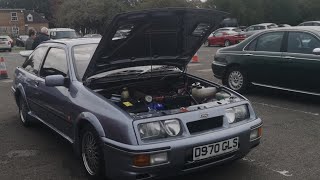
<box><xmin>93</xmin><ymin>75</ymin><xmax>240</xmax><ymax>118</ymax></box>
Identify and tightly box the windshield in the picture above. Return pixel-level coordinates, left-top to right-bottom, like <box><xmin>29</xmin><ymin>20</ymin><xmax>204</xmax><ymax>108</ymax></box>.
<box><xmin>73</xmin><ymin>44</ymin><xmax>99</xmax><ymax>79</ymax></box>
<box><xmin>51</xmin><ymin>31</ymin><xmax>77</xmax><ymax>39</ymax></box>
<box><xmin>20</xmin><ymin>35</ymin><xmax>28</xmax><ymax>40</ymax></box>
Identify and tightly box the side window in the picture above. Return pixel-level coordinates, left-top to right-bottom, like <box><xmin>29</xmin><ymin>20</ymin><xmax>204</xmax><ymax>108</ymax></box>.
<box><xmin>40</xmin><ymin>48</ymin><xmax>68</xmax><ymax>77</ymax></box>
<box><xmin>215</xmin><ymin>32</ymin><xmax>223</xmax><ymax>37</ymax></box>
<box><xmin>247</xmin><ymin>27</ymin><xmax>254</xmax><ymax>31</ymax></box>
<box><xmin>304</xmin><ymin>22</ymin><xmax>312</xmax><ymax>26</ymax></box>
<box><xmin>287</xmin><ymin>32</ymin><xmax>320</xmax><ymax>54</ymax></box>
<box><xmin>245</xmin><ymin>39</ymin><xmax>258</xmax><ymax>51</ymax></box>
<box><xmin>255</xmin><ymin>26</ymin><xmax>266</xmax><ymax>30</ymax></box>
<box><xmin>22</xmin><ymin>47</ymin><xmax>47</xmax><ymax>75</ymax></box>
<box><xmin>256</xmin><ymin>32</ymin><xmax>284</xmax><ymax>52</ymax></box>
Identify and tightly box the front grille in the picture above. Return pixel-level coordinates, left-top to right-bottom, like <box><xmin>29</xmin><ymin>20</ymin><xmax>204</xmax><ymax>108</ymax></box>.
<box><xmin>187</xmin><ymin>116</ymin><xmax>223</xmax><ymax>134</ymax></box>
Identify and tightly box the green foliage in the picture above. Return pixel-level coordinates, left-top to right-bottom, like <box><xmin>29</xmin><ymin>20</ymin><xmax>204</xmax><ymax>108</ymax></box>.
<box><xmin>1</xmin><ymin>0</ymin><xmax>320</xmax><ymax>32</ymax></box>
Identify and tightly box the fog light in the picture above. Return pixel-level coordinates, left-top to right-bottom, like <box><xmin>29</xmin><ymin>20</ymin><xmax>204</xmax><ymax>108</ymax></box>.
<box><xmin>133</xmin><ymin>154</ymin><xmax>150</xmax><ymax>167</ymax></box>
<box><xmin>250</xmin><ymin>127</ymin><xmax>262</xmax><ymax>141</ymax></box>
<box><xmin>150</xmin><ymin>152</ymin><xmax>168</xmax><ymax>165</ymax></box>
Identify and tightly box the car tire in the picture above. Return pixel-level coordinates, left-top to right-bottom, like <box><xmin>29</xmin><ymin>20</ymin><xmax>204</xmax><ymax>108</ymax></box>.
<box><xmin>8</xmin><ymin>49</ymin><xmax>12</xmax><ymax>52</ymax></box>
<box><xmin>80</xmin><ymin>125</ymin><xmax>105</xmax><ymax>180</ymax></box>
<box><xmin>19</xmin><ymin>97</ymin><xmax>31</xmax><ymax>127</ymax></box>
<box><xmin>204</xmin><ymin>40</ymin><xmax>210</xmax><ymax>47</ymax></box>
<box><xmin>224</xmin><ymin>40</ymin><xmax>231</xmax><ymax>47</ymax></box>
<box><xmin>223</xmin><ymin>66</ymin><xmax>248</xmax><ymax>93</ymax></box>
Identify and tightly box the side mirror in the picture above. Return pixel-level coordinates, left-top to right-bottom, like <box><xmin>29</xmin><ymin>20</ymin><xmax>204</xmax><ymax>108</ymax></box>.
<box><xmin>312</xmin><ymin>48</ymin><xmax>320</xmax><ymax>55</ymax></box>
<box><xmin>45</xmin><ymin>75</ymin><xmax>66</xmax><ymax>87</ymax></box>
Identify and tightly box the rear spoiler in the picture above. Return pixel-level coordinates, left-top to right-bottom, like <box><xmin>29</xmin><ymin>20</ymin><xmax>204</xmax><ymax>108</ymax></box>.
<box><xmin>19</xmin><ymin>50</ymin><xmax>33</xmax><ymax>58</ymax></box>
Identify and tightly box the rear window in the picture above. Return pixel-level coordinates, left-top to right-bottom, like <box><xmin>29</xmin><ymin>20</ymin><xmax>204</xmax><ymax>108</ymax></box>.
<box><xmin>0</xmin><ymin>38</ymin><xmax>7</xmax><ymax>41</ymax></box>
<box><xmin>73</xmin><ymin>44</ymin><xmax>98</xmax><ymax>79</ymax></box>
<box><xmin>50</xmin><ymin>31</ymin><xmax>77</xmax><ymax>39</ymax></box>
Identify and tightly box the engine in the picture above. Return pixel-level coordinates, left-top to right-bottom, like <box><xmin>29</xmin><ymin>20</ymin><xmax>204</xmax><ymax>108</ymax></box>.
<box><xmin>97</xmin><ymin>79</ymin><xmax>232</xmax><ymax>115</ymax></box>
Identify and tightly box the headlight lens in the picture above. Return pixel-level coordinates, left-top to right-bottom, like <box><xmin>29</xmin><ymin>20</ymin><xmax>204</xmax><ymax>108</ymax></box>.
<box><xmin>163</xmin><ymin>120</ymin><xmax>181</xmax><ymax>137</ymax></box>
<box><xmin>138</xmin><ymin>119</ymin><xmax>182</xmax><ymax>141</ymax></box>
<box><xmin>226</xmin><ymin>105</ymin><xmax>250</xmax><ymax>124</ymax></box>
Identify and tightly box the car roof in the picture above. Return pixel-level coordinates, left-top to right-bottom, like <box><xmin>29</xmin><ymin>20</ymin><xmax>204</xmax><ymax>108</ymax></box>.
<box><xmin>257</xmin><ymin>23</ymin><xmax>276</xmax><ymax>26</ymax></box>
<box><xmin>257</xmin><ymin>26</ymin><xmax>320</xmax><ymax>34</ymax></box>
<box><xmin>43</xmin><ymin>38</ymin><xmax>100</xmax><ymax>46</ymax></box>
<box><xmin>301</xmin><ymin>21</ymin><xmax>320</xmax><ymax>23</ymax></box>
<box><xmin>219</xmin><ymin>27</ymin><xmax>238</xmax><ymax>30</ymax></box>
<box><xmin>49</xmin><ymin>28</ymin><xmax>75</xmax><ymax>32</ymax></box>
<box><xmin>0</xmin><ymin>35</ymin><xmax>9</xmax><ymax>39</ymax></box>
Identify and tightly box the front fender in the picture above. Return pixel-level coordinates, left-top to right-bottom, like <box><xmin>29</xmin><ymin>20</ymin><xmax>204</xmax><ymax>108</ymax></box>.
<box><xmin>74</xmin><ymin>112</ymin><xmax>106</xmax><ymax>137</ymax></box>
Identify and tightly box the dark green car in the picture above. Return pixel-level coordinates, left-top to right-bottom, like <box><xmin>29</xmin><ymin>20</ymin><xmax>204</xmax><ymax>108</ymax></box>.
<box><xmin>212</xmin><ymin>26</ymin><xmax>320</xmax><ymax>95</ymax></box>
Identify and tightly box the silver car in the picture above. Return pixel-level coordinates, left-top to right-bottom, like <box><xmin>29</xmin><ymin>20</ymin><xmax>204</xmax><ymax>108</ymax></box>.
<box><xmin>13</xmin><ymin>8</ymin><xmax>262</xmax><ymax>180</ymax></box>
<box><xmin>244</xmin><ymin>23</ymin><xmax>278</xmax><ymax>37</ymax></box>
<box><xmin>0</xmin><ymin>36</ymin><xmax>12</xmax><ymax>52</ymax></box>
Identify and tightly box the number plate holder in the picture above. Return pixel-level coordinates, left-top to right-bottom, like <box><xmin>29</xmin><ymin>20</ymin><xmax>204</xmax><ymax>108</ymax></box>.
<box><xmin>193</xmin><ymin>137</ymin><xmax>239</xmax><ymax>161</ymax></box>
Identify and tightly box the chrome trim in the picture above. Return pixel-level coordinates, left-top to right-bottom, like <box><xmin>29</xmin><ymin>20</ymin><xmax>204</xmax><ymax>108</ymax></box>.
<box><xmin>212</xmin><ymin>61</ymin><xmax>227</xmax><ymax>67</ymax></box>
<box><xmin>219</xmin><ymin>52</ymin><xmax>282</xmax><ymax>59</ymax></box>
<box><xmin>29</xmin><ymin>112</ymin><xmax>74</xmax><ymax>143</ymax></box>
<box><xmin>251</xmin><ymin>82</ymin><xmax>320</xmax><ymax>96</ymax></box>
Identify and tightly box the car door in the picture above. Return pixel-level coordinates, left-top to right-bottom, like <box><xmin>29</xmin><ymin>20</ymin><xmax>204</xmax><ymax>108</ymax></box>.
<box><xmin>243</xmin><ymin>31</ymin><xmax>286</xmax><ymax>86</ymax></box>
<box><xmin>20</xmin><ymin>46</ymin><xmax>48</xmax><ymax>115</ymax></box>
<box><xmin>214</xmin><ymin>32</ymin><xmax>224</xmax><ymax>45</ymax></box>
<box><xmin>33</xmin><ymin>47</ymin><xmax>73</xmax><ymax>136</ymax></box>
<box><xmin>281</xmin><ymin>31</ymin><xmax>320</xmax><ymax>93</ymax></box>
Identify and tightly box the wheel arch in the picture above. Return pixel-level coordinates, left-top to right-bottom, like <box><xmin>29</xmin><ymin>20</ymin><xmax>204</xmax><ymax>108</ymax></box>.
<box><xmin>73</xmin><ymin>112</ymin><xmax>106</xmax><ymax>156</ymax></box>
<box><xmin>15</xmin><ymin>84</ymin><xmax>30</xmax><ymax>109</ymax></box>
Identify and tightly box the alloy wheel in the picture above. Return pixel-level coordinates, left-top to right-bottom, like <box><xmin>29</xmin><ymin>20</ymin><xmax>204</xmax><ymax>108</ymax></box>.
<box><xmin>82</xmin><ymin>131</ymin><xmax>100</xmax><ymax>176</ymax></box>
<box><xmin>228</xmin><ymin>71</ymin><xmax>244</xmax><ymax>91</ymax></box>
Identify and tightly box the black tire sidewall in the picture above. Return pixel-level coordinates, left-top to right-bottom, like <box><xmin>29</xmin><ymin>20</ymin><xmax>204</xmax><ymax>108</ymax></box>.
<box><xmin>80</xmin><ymin>125</ymin><xmax>105</xmax><ymax>179</ymax></box>
<box><xmin>225</xmin><ymin>40</ymin><xmax>231</xmax><ymax>47</ymax></box>
<box><xmin>223</xmin><ymin>67</ymin><xmax>248</xmax><ymax>93</ymax></box>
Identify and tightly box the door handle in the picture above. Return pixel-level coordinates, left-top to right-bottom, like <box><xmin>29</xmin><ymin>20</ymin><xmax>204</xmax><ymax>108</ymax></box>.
<box><xmin>244</xmin><ymin>53</ymin><xmax>253</xmax><ymax>56</ymax></box>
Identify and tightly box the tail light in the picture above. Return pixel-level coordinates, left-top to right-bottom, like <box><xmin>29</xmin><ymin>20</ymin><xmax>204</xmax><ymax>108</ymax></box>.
<box><xmin>8</xmin><ymin>41</ymin><xmax>11</xmax><ymax>45</ymax></box>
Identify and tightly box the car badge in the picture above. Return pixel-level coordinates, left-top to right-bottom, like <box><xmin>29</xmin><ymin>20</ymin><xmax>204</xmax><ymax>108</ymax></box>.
<box><xmin>200</xmin><ymin>113</ymin><xmax>209</xmax><ymax>119</ymax></box>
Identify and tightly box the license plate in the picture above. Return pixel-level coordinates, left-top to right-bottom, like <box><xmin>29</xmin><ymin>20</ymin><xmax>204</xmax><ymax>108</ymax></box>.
<box><xmin>193</xmin><ymin>137</ymin><xmax>239</xmax><ymax>161</ymax></box>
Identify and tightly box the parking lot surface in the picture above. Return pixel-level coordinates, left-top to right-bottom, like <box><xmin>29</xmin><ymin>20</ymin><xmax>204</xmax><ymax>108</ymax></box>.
<box><xmin>0</xmin><ymin>47</ymin><xmax>319</xmax><ymax>180</ymax></box>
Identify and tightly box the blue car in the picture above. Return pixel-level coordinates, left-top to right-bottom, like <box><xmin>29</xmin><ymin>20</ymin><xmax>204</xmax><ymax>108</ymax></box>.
<box><xmin>12</xmin><ymin>8</ymin><xmax>262</xmax><ymax>180</ymax></box>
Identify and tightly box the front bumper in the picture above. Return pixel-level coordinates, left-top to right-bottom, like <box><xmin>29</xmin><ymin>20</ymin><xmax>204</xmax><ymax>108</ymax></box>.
<box><xmin>102</xmin><ymin>118</ymin><xmax>262</xmax><ymax>180</ymax></box>
<box><xmin>212</xmin><ymin>61</ymin><xmax>227</xmax><ymax>79</ymax></box>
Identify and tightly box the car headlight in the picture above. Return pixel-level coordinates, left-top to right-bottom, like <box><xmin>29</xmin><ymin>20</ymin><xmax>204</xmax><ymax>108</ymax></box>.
<box><xmin>138</xmin><ymin>119</ymin><xmax>182</xmax><ymax>141</ymax></box>
<box><xmin>226</xmin><ymin>105</ymin><xmax>250</xmax><ymax>124</ymax></box>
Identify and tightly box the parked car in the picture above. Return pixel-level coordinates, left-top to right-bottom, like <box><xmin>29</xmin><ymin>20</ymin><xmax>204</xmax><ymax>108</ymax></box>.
<box><xmin>16</xmin><ymin>35</ymin><xmax>29</xmax><ymax>47</ymax></box>
<box><xmin>83</xmin><ymin>34</ymin><xmax>102</xmax><ymax>38</ymax></box>
<box><xmin>219</xmin><ymin>18</ymin><xmax>239</xmax><ymax>28</ymax></box>
<box><xmin>12</xmin><ymin>8</ymin><xmax>262</xmax><ymax>180</ymax></box>
<box><xmin>298</xmin><ymin>21</ymin><xmax>320</xmax><ymax>26</ymax></box>
<box><xmin>278</xmin><ymin>24</ymin><xmax>291</xmax><ymax>28</ymax></box>
<box><xmin>212</xmin><ymin>26</ymin><xmax>320</xmax><ymax>95</ymax></box>
<box><xmin>48</xmin><ymin>28</ymin><xmax>78</xmax><ymax>39</ymax></box>
<box><xmin>1</xmin><ymin>35</ymin><xmax>14</xmax><ymax>47</ymax></box>
<box><xmin>244</xmin><ymin>23</ymin><xmax>278</xmax><ymax>37</ymax></box>
<box><xmin>0</xmin><ymin>36</ymin><xmax>12</xmax><ymax>52</ymax></box>
<box><xmin>205</xmin><ymin>29</ymin><xmax>246</xmax><ymax>47</ymax></box>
